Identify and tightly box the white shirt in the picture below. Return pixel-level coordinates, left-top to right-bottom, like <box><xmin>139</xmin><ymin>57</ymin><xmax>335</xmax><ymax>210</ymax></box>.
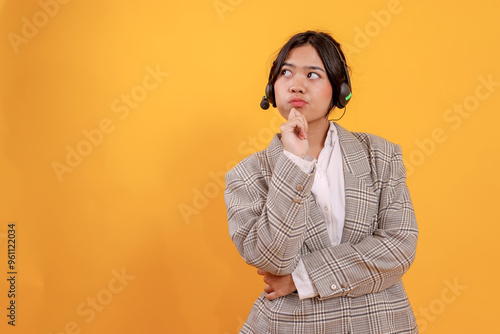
<box><xmin>283</xmin><ymin>122</ymin><xmax>346</xmax><ymax>299</ymax></box>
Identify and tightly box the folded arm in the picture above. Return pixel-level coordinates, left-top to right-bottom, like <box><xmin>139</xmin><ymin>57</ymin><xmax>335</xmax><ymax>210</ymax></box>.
<box><xmin>225</xmin><ymin>152</ymin><xmax>315</xmax><ymax>276</ymax></box>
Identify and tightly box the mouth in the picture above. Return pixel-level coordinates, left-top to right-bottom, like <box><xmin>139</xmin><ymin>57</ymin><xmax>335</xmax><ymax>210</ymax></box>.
<box><xmin>289</xmin><ymin>97</ymin><xmax>307</xmax><ymax>108</ymax></box>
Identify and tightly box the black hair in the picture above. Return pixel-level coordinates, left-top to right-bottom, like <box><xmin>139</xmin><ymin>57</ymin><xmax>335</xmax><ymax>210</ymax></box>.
<box><xmin>268</xmin><ymin>30</ymin><xmax>350</xmax><ymax>117</ymax></box>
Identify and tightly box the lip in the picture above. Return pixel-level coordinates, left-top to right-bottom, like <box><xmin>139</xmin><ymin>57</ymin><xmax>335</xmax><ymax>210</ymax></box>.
<box><xmin>288</xmin><ymin>97</ymin><xmax>307</xmax><ymax>107</ymax></box>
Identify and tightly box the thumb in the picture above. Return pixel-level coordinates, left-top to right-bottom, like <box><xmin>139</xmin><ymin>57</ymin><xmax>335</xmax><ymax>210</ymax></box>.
<box><xmin>257</xmin><ymin>269</ymin><xmax>268</xmax><ymax>276</ymax></box>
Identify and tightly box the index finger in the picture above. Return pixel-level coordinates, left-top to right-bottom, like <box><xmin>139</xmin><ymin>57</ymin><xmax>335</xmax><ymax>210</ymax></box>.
<box><xmin>288</xmin><ymin>107</ymin><xmax>302</xmax><ymax>120</ymax></box>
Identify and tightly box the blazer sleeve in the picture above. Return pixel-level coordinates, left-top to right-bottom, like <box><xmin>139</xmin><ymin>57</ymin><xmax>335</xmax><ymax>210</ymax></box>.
<box><xmin>225</xmin><ymin>152</ymin><xmax>316</xmax><ymax>276</ymax></box>
<box><xmin>301</xmin><ymin>144</ymin><xmax>418</xmax><ymax>299</ymax></box>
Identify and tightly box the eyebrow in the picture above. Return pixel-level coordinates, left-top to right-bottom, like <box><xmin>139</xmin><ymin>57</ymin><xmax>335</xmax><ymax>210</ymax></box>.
<box><xmin>282</xmin><ymin>62</ymin><xmax>326</xmax><ymax>73</ymax></box>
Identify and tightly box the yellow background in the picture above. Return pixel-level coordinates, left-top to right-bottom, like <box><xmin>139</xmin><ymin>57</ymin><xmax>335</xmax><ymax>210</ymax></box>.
<box><xmin>1</xmin><ymin>0</ymin><xmax>499</xmax><ymax>333</ymax></box>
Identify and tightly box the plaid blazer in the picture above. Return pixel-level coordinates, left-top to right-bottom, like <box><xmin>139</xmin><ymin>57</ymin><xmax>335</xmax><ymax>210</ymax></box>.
<box><xmin>225</xmin><ymin>122</ymin><xmax>418</xmax><ymax>334</ymax></box>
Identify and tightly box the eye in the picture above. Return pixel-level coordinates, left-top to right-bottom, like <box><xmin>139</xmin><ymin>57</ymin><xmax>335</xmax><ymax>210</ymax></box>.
<box><xmin>281</xmin><ymin>69</ymin><xmax>292</xmax><ymax>77</ymax></box>
<box><xmin>308</xmin><ymin>72</ymin><xmax>320</xmax><ymax>79</ymax></box>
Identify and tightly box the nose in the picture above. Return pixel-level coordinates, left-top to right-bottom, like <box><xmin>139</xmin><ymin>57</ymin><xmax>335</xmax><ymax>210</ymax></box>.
<box><xmin>289</xmin><ymin>76</ymin><xmax>306</xmax><ymax>94</ymax></box>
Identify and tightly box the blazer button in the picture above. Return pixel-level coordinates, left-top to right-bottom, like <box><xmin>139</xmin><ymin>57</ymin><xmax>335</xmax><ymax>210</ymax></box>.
<box><xmin>293</xmin><ymin>197</ymin><xmax>300</xmax><ymax>203</ymax></box>
<box><xmin>296</xmin><ymin>185</ymin><xmax>303</xmax><ymax>191</ymax></box>
<box><xmin>330</xmin><ymin>284</ymin><xmax>337</xmax><ymax>291</ymax></box>
<box><xmin>341</xmin><ymin>282</ymin><xmax>349</xmax><ymax>289</ymax></box>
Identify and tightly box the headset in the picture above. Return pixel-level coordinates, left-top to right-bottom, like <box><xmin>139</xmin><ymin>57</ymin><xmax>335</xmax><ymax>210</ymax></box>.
<box><xmin>260</xmin><ymin>43</ymin><xmax>352</xmax><ymax>111</ymax></box>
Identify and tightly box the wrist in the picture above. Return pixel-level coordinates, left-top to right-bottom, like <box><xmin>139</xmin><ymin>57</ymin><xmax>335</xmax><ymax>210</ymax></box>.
<box><xmin>284</xmin><ymin>149</ymin><xmax>306</xmax><ymax>160</ymax></box>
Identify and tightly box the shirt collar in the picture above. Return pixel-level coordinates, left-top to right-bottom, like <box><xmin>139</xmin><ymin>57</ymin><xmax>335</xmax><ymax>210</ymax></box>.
<box><xmin>324</xmin><ymin>121</ymin><xmax>336</xmax><ymax>148</ymax></box>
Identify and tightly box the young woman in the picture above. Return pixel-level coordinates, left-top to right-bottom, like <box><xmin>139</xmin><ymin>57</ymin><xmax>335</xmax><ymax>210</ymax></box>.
<box><xmin>225</xmin><ymin>31</ymin><xmax>418</xmax><ymax>333</ymax></box>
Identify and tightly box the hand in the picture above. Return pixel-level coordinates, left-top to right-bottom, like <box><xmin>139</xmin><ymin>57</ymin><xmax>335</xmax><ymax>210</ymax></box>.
<box><xmin>280</xmin><ymin>108</ymin><xmax>309</xmax><ymax>159</ymax></box>
<box><xmin>257</xmin><ymin>269</ymin><xmax>296</xmax><ymax>300</ymax></box>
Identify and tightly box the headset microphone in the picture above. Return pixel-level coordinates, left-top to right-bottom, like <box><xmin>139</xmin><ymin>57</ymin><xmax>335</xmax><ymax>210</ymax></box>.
<box><xmin>260</xmin><ymin>96</ymin><xmax>270</xmax><ymax>110</ymax></box>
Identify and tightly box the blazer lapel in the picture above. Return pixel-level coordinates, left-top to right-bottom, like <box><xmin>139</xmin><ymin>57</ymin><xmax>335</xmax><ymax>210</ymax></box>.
<box><xmin>335</xmin><ymin>123</ymin><xmax>379</xmax><ymax>245</ymax></box>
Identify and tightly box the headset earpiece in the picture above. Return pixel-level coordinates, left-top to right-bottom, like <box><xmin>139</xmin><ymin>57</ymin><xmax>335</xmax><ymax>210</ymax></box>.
<box><xmin>266</xmin><ymin>83</ymin><xmax>275</xmax><ymax>107</ymax></box>
<box><xmin>261</xmin><ymin>83</ymin><xmax>275</xmax><ymax>110</ymax></box>
<box><xmin>332</xmin><ymin>44</ymin><xmax>352</xmax><ymax>110</ymax></box>
<box><xmin>336</xmin><ymin>81</ymin><xmax>351</xmax><ymax>109</ymax></box>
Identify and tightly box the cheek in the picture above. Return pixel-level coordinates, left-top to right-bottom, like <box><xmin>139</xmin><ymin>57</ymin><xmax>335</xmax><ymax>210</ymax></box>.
<box><xmin>273</xmin><ymin>79</ymin><xmax>285</xmax><ymax>102</ymax></box>
<box><xmin>307</xmin><ymin>84</ymin><xmax>333</xmax><ymax>112</ymax></box>
<box><xmin>317</xmin><ymin>84</ymin><xmax>333</xmax><ymax>104</ymax></box>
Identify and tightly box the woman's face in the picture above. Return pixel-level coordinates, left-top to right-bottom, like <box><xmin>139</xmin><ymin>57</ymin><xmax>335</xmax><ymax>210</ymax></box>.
<box><xmin>274</xmin><ymin>44</ymin><xmax>333</xmax><ymax>124</ymax></box>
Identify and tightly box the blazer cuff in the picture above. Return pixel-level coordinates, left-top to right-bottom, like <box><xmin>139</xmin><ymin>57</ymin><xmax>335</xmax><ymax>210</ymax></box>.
<box><xmin>283</xmin><ymin>150</ymin><xmax>317</xmax><ymax>174</ymax></box>
<box><xmin>291</xmin><ymin>259</ymin><xmax>319</xmax><ymax>299</ymax></box>
<box><xmin>269</xmin><ymin>152</ymin><xmax>316</xmax><ymax>206</ymax></box>
<box><xmin>301</xmin><ymin>244</ymin><xmax>354</xmax><ymax>299</ymax></box>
